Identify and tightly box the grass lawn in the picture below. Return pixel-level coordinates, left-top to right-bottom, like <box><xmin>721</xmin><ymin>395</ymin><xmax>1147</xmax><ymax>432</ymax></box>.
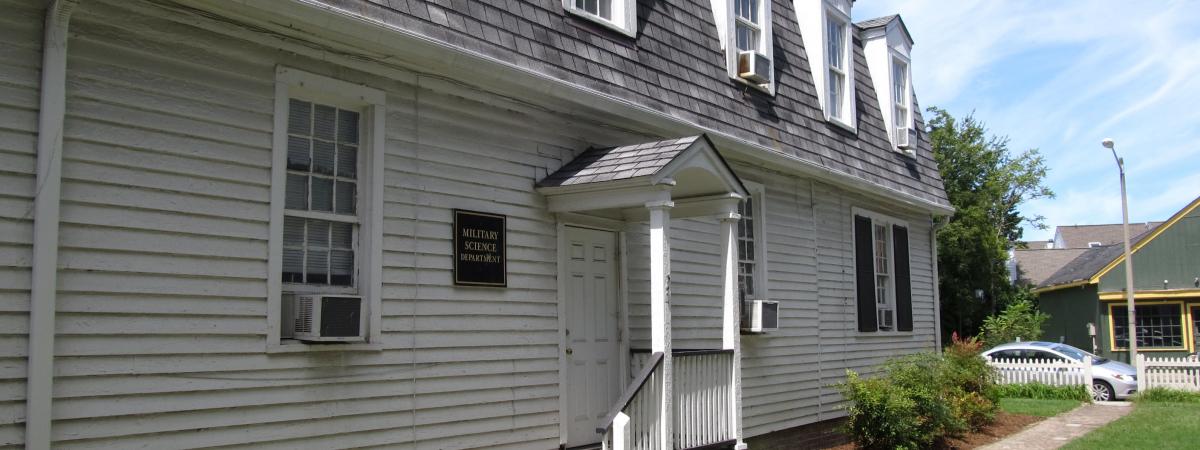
<box><xmin>1062</xmin><ymin>402</ymin><xmax>1200</xmax><ymax>450</ymax></box>
<box><xmin>998</xmin><ymin>398</ymin><xmax>1082</xmax><ymax>417</ymax></box>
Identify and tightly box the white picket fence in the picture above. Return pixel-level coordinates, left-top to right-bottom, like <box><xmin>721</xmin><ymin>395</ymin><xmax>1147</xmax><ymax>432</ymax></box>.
<box><xmin>985</xmin><ymin>356</ymin><xmax>1093</xmax><ymax>388</ymax></box>
<box><xmin>1137</xmin><ymin>354</ymin><xmax>1200</xmax><ymax>391</ymax></box>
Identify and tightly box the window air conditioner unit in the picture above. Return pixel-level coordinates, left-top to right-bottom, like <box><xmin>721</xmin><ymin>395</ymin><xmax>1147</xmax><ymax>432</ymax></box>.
<box><xmin>877</xmin><ymin>308</ymin><xmax>894</xmax><ymax>330</ymax></box>
<box><xmin>743</xmin><ymin>299</ymin><xmax>779</xmax><ymax>333</ymax></box>
<box><xmin>289</xmin><ymin>294</ymin><xmax>365</xmax><ymax>342</ymax></box>
<box><xmin>738</xmin><ymin>51</ymin><xmax>771</xmax><ymax>84</ymax></box>
<box><xmin>896</xmin><ymin>126</ymin><xmax>912</xmax><ymax>149</ymax></box>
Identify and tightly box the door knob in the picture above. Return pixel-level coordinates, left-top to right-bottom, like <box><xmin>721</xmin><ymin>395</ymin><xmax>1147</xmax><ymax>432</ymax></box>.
<box><xmin>566</xmin><ymin>348</ymin><xmax>574</xmax><ymax>355</ymax></box>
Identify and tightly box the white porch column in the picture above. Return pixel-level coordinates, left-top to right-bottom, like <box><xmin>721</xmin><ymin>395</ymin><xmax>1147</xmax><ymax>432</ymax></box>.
<box><xmin>647</xmin><ymin>200</ymin><xmax>673</xmax><ymax>450</ymax></box>
<box><xmin>718</xmin><ymin>214</ymin><xmax>744</xmax><ymax>448</ymax></box>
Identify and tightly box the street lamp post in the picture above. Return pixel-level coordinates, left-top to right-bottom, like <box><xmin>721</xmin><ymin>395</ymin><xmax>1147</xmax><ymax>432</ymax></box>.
<box><xmin>1102</xmin><ymin>138</ymin><xmax>1137</xmax><ymax>366</ymax></box>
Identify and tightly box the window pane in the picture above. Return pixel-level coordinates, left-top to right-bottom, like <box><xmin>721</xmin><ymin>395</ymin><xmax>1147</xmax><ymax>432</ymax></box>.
<box><xmin>307</xmin><ymin>249</ymin><xmax>328</xmax><ymax>284</ymax></box>
<box><xmin>313</xmin><ymin>140</ymin><xmax>336</xmax><ymax>175</ymax></box>
<box><xmin>598</xmin><ymin>0</ymin><xmax>611</xmax><ymax>19</ymax></box>
<box><xmin>285</xmin><ymin>174</ymin><xmax>308</xmax><ymax>210</ymax></box>
<box><xmin>335</xmin><ymin>181</ymin><xmax>356</xmax><ymax>215</ymax></box>
<box><xmin>288</xmin><ymin>99</ymin><xmax>311</xmax><ymax>135</ymax></box>
<box><xmin>311</xmin><ymin>177</ymin><xmax>334</xmax><ymax>212</ymax></box>
<box><xmin>828</xmin><ymin>74</ymin><xmax>843</xmax><ymax>118</ymax></box>
<box><xmin>337</xmin><ymin>145</ymin><xmax>357</xmax><ymax>178</ymax></box>
<box><xmin>892</xmin><ymin>62</ymin><xmax>907</xmax><ymax>104</ymax></box>
<box><xmin>337</xmin><ymin>109</ymin><xmax>359</xmax><ymax>145</ymax></box>
<box><xmin>314</xmin><ymin>104</ymin><xmax>337</xmax><ymax>141</ymax></box>
<box><xmin>284</xmin><ymin>217</ymin><xmax>305</xmax><ymax>246</ymax></box>
<box><xmin>307</xmin><ymin>219</ymin><xmax>330</xmax><ymax>249</ymax></box>
<box><xmin>827</xmin><ymin>20</ymin><xmax>843</xmax><ymax>69</ymax></box>
<box><xmin>332</xmin><ymin>222</ymin><xmax>354</xmax><ymax>249</ymax></box>
<box><xmin>283</xmin><ymin>248</ymin><xmax>304</xmax><ymax>283</ymax></box>
<box><xmin>287</xmin><ymin>136</ymin><xmax>311</xmax><ymax>171</ymax></box>
<box><xmin>331</xmin><ymin>250</ymin><xmax>354</xmax><ymax>286</ymax></box>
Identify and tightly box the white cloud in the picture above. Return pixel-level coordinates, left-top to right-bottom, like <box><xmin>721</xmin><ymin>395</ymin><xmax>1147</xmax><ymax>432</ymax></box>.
<box><xmin>854</xmin><ymin>0</ymin><xmax>1200</xmax><ymax>241</ymax></box>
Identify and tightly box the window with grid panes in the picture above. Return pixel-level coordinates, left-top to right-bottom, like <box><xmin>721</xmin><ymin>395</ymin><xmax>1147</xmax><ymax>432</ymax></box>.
<box><xmin>873</xmin><ymin>223</ymin><xmax>894</xmax><ymax>330</ymax></box>
<box><xmin>892</xmin><ymin>58</ymin><xmax>909</xmax><ymax>129</ymax></box>
<box><xmin>1111</xmin><ymin>303</ymin><xmax>1184</xmax><ymax>349</ymax></box>
<box><xmin>283</xmin><ymin>99</ymin><xmax>360</xmax><ymax>289</ymax></box>
<box><xmin>826</xmin><ymin>16</ymin><xmax>848</xmax><ymax>120</ymax></box>
<box><xmin>734</xmin><ymin>0</ymin><xmax>761</xmax><ymax>53</ymax></box>
<box><xmin>737</xmin><ymin>197</ymin><xmax>757</xmax><ymax>301</ymax></box>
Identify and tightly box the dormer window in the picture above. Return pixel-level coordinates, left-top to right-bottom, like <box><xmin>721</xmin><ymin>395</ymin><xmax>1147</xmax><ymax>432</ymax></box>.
<box><xmin>892</xmin><ymin>57</ymin><xmax>910</xmax><ymax>130</ymax></box>
<box><xmin>564</xmin><ymin>0</ymin><xmax>637</xmax><ymax>37</ymax></box>
<box><xmin>826</xmin><ymin>16</ymin><xmax>849</xmax><ymax>120</ymax></box>
<box><xmin>712</xmin><ymin>0</ymin><xmax>775</xmax><ymax>93</ymax></box>
<box><xmin>794</xmin><ymin>0</ymin><xmax>856</xmax><ymax>129</ymax></box>
<box><xmin>860</xmin><ymin>14</ymin><xmax>916</xmax><ymax>152</ymax></box>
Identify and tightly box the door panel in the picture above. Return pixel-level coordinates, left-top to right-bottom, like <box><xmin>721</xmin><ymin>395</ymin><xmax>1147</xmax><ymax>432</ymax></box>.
<box><xmin>564</xmin><ymin>226</ymin><xmax>620</xmax><ymax>447</ymax></box>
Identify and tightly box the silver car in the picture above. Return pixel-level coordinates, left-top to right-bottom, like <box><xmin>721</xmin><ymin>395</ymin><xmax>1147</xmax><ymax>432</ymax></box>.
<box><xmin>982</xmin><ymin>341</ymin><xmax>1138</xmax><ymax>401</ymax></box>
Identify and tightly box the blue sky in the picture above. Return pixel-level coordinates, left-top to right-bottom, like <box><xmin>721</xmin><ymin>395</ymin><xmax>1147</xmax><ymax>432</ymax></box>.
<box><xmin>852</xmin><ymin>1</ymin><xmax>1200</xmax><ymax>242</ymax></box>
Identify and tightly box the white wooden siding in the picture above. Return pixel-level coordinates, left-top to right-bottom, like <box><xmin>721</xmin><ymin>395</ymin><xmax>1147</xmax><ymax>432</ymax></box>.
<box><xmin>622</xmin><ymin>163</ymin><xmax>939</xmax><ymax>438</ymax></box>
<box><xmin>0</xmin><ymin>1</ymin><xmax>42</xmax><ymax>446</ymax></box>
<box><xmin>36</xmin><ymin>0</ymin><xmax>617</xmax><ymax>447</ymax></box>
<box><xmin>5</xmin><ymin>0</ymin><xmax>943</xmax><ymax>447</ymax></box>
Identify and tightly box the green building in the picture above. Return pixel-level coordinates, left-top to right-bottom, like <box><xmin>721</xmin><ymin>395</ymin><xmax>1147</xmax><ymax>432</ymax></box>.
<box><xmin>1035</xmin><ymin>195</ymin><xmax>1200</xmax><ymax>363</ymax></box>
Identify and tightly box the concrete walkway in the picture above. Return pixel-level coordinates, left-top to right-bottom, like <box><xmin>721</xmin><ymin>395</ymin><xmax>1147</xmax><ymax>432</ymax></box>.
<box><xmin>978</xmin><ymin>401</ymin><xmax>1133</xmax><ymax>450</ymax></box>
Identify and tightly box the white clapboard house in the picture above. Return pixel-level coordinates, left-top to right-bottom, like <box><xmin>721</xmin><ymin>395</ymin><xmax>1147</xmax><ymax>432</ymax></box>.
<box><xmin>3</xmin><ymin>0</ymin><xmax>951</xmax><ymax>448</ymax></box>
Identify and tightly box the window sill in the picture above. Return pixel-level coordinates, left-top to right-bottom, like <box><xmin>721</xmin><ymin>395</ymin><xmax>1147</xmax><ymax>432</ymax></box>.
<box><xmin>730</xmin><ymin>75</ymin><xmax>775</xmax><ymax>96</ymax></box>
<box><xmin>564</xmin><ymin>9</ymin><xmax>636</xmax><ymax>38</ymax></box>
<box><xmin>826</xmin><ymin>115</ymin><xmax>857</xmax><ymax>133</ymax></box>
<box><xmin>267</xmin><ymin>341</ymin><xmax>385</xmax><ymax>353</ymax></box>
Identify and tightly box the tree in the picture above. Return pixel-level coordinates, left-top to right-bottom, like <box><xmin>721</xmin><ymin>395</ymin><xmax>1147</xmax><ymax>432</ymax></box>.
<box><xmin>979</xmin><ymin>293</ymin><xmax>1050</xmax><ymax>347</ymax></box>
<box><xmin>927</xmin><ymin>107</ymin><xmax>1053</xmax><ymax>344</ymax></box>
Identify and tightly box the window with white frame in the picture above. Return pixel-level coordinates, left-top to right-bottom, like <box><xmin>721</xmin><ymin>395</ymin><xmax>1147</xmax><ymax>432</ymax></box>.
<box><xmin>719</xmin><ymin>0</ymin><xmax>774</xmax><ymax>92</ymax></box>
<box><xmin>891</xmin><ymin>57</ymin><xmax>910</xmax><ymax>130</ymax></box>
<box><xmin>283</xmin><ymin>99</ymin><xmax>360</xmax><ymax>288</ymax></box>
<box><xmin>737</xmin><ymin>194</ymin><xmax>758</xmax><ymax>300</ymax></box>
<box><xmin>853</xmin><ymin>209</ymin><xmax>913</xmax><ymax>333</ymax></box>
<box><xmin>825</xmin><ymin>14</ymin><xmax>850</xmax><ymax>121</ymax></box>
<box><xmin>734</xmin><ymin>0</ymin><xmax>762</xmax><ymax>53</ymax></box>
<box><xmin>872</xmin><ymin>222</ymin><xmax>893</xmax><ymax>330</ymax></box>
<box><xmin>270</xmin><ymin>67</ymin><xmax>384</xmax><ymax>347</ymax></box>
<box><xmin>564</xmin><ymin>0</ymin><xmax>637</xmax><ymax>37</ymax></box>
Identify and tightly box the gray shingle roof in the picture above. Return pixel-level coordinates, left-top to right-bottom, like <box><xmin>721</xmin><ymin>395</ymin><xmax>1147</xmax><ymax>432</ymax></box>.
<box><xmin>1054</xmin><ymin>222</ymin><xmax>1162</xmax><ymax>249</ymax></box>
<box><xmin>1014</xmin><ymin>248</ymin><xmax>1088</xmax><ymax>286</ymax></box>
<box><xmin>336</xmin><ymin>0</ymin><xmax>948</xmax><ymax>208</ymax></box>
<box><xmin>1037</xmin><ymin>225</ymin><xmax>1160</xmax><ymax>288</ymax></box>
<box><xmin>537</xmin><ymin>136</ymin><xmax>700</xmax><ymax>187</ymax></box>
<box><xmin>855</xmin><ymin>15</ymin><xmax>899</xmax><ymax>30</ymax></box>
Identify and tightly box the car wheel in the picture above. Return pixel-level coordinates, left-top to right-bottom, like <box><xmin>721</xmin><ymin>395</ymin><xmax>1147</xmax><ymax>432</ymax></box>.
<box><xmin>1092</xmin><ymin>380</ymin><xmax>1114</xmax><ymax>402</ymax></box>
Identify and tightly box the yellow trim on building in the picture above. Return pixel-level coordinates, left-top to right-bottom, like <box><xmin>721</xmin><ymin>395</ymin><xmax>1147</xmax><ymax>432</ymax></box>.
<box><xmin>1188</xmin><ymin>303</ymin><xmax>1200</xmax><ymax>356</ymax></box>
<box><xmin>1032</xmin><ymin>279</ymin><xmax>1091</xmax><ymax>294</ymax></box>
<box><xmin>1097</xmin><ymin>289</ymin><xmax>1200</xmax><ymax>301</ymax></box>
<box><xmin>1106</xmin><ymin>300</ymin><xmax>1191</xmax><ymax>353</ymax></box>
<box><xmin>1089</xmin><ymin>195</ymin><xmax>1200</xmax><ymax>284</ymax></box>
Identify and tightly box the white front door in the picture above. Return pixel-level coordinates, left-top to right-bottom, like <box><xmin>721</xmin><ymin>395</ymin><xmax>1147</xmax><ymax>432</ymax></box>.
<box><xmin>564</xmin><ymin>226</ymin><xmax>621</xmax><ymax>447</ymax></box>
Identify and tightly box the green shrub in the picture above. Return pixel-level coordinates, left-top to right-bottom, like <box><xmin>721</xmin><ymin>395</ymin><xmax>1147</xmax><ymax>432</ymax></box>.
<box><xmin>841</xmin><ymin>371</ymin><xmax>929</xmax><ymax>450</ymax></box>
<box><xmin>840</xmin><ymin>342</ymin><xmax>1001</xmax><ymax>448</ymax></box>
<box><xmin>980</xmin><ymin>295</ymin><xmax>1049</xmax><ymax>347</ymax></box>
<box><xmin>1135</xmin><ymin>388</ymin><xmax>1200</xmax><ymax>403</ymax></box>
<box><xmin>995</xmin><ymin>383</ymin><xmax>1090</xmax><ymax>401</ymax></box>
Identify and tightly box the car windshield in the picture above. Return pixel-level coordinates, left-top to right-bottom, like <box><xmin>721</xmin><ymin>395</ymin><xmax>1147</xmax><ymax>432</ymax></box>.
<box><xmin>1051</xmin><ymin>344</ymin><xmax>1108</xmax><ymax>364</ymax></box>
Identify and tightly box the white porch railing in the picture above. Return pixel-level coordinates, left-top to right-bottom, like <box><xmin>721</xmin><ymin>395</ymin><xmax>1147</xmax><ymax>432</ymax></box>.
<box><xmin>1137</xmin><ymin>354</ymin><xmax>1200</xmax><ymax>391</ymax></box>
<box><xmin>672</xmin><ymin>350</ymin><xmax>735</xmax><ymax>449</ymax></box>
<box><xmin>611</xmin><ymin>350</ymin><xmax>736</xmax><ymax>450</ymax></box>
<box><xmin>601</xmin><ymin>352</ymin><xmax>664</xmax><ymax>450</ymax></box>
<box><xmin>986</xmin><ymin>356</ymin><xmax>1093</xmax><ymax>387</ymax></box>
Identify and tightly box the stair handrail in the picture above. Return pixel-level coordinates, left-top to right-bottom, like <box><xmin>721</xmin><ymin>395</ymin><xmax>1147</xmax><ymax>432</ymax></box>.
<box><xmin>597</xmin><ymin>351</ymin><xmax>664</xmax><ymax>435</ymax></box>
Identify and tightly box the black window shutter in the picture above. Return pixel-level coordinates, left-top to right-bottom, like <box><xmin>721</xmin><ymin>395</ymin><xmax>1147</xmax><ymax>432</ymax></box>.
<box><xmin>893</xmin><ymin>225</ymin><xmax>913</xmax><ymax>332</ymax></box>
<box><xmin>854</xmin><ymin>215</ymin><xmax>877</xmax><ymax>332</ymax></box>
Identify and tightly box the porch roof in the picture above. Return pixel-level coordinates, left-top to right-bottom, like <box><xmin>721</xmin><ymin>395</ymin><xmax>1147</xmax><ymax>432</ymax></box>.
<box><xmin>536</xmin><ymin>135</ymin><xmax>749</xmax><ymax>218</ymax></box>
